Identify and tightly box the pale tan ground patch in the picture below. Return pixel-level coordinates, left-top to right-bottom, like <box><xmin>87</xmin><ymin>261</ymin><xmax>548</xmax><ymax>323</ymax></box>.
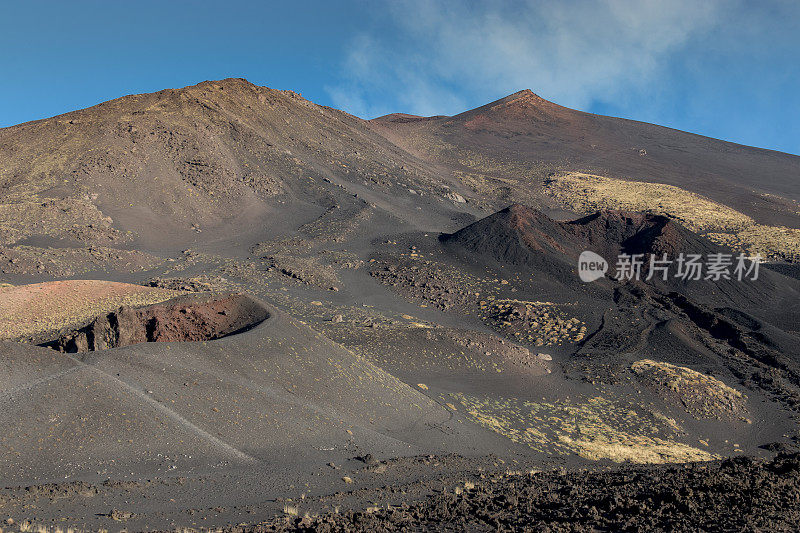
<box><xmin>0</xmin><ymin>280</ymin><xmax>185</xmax><ymax>342</ymax></box>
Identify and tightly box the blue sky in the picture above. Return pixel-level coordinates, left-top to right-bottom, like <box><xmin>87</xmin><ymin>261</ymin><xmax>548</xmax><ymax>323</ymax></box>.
<box><xmin>1</xmin><ymin>0</ymin><xmax>799</xmax><ymax>155</ymax></box>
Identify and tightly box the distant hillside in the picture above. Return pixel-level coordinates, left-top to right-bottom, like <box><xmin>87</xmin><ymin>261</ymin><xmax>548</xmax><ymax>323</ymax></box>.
<box><xmin>1</xmin><ymin>78</ymin><xmax>798</xmax><ymax>277</ymax></box>
<box><xmin>371</xmin><ymin>89</ymin><xmax>800</xmax><ymax>228</ymax></box>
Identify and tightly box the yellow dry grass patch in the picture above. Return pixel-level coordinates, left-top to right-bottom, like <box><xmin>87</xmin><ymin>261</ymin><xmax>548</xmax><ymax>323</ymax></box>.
<box><xmin>544</xmin><ymin>172</ymin><xmax>752</xmax><ymax>232</ymax></box>
<box><xmin>544</xmin><ymin>172</ymin><xmax>800</xmax><ymax>260</ymax></box>
<box><xmin>450</xmin><ymin>393</ymin><xmax>716</xmax><ymax>464</ymax></box>
<box><xmin>632</xmin><ymin>359</ymin><xmax>746</xmax><ymax>419</ymax></box>
<box><xmin>558</xmin><ymin>435</ymin><xmax>715</xmax><ymax>463</ymax></box>
<box><xmin>0</xmin><ymin>280</ymin><xmax>185</xmax><ymax>341</ymax></box>
<box><xmin>706</xmin><ymin>225</ymin><xmax>800</xmax><ymax>261</ymax></box>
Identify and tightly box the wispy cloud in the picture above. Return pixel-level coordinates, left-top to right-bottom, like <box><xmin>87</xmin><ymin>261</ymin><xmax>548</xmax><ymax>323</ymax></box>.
<box><xmin>328</xmin><ymin>0</ymin><xmax>723</xmax><ymax>118</ymax></box>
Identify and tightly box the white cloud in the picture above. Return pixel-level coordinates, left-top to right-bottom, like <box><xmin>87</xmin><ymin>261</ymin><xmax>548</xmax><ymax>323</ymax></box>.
<box><xmin>328</xmin><ymin>0</ymin><xmax>724</xmax><ymax>118</ymax></box>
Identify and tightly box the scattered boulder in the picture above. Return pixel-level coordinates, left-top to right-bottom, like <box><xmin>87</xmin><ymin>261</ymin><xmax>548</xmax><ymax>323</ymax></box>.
<box><xmin>445</xmin><ymin>191</ymin><xmax>467</xmax><ymax>203</ymax></box>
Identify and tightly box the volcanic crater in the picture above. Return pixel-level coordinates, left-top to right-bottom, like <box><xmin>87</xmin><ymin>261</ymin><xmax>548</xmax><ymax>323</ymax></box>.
<box><xmin>44</xmin><ymin>293</ymin><xmax>270</xmax><ymax>353</ymax></box>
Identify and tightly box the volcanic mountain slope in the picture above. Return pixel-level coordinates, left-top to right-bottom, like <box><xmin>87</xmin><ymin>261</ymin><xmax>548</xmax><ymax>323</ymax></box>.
<box><xmin>371</xmin><ymin>89</ymin><xmax>800</xmax><ymax>228</ymax></box>
<box><xmin>0</xmin><ymin>78</ymin><xmax>475</xmax><ymax>256</ymax></box>
<box><xmin>1</xmin><ymin>80</ymin><xmax>800</xmax><ymax>530</ymax></box>
<box><xmin>1</xmin><ymin>79</ymin><xmax>797</xmax><ymax>277</ymax></box>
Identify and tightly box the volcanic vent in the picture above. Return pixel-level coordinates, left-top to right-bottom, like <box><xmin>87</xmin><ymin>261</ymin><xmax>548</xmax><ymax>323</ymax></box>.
<box><xmin>439</xmin><ymin>204</ymin><xmax>723</xmax><ymax>283</ymax></box>
<box><xmin>45</xmin><ymin>293</ymin><xmax>269</xmax><ymax>353</ymax></box>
